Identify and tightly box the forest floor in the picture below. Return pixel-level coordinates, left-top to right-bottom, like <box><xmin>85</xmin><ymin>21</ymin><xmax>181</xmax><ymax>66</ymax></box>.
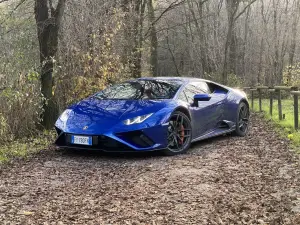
<box><xmin>1</xmin><ymin>113</ymin><xmax>300</xmax><ymax>224</ymax></box>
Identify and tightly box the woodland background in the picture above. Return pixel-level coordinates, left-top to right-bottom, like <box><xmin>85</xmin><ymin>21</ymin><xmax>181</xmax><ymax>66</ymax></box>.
<box><xmin>1</xmin><ymin>0</ymin><xmax>300</xmax><ymax>147</ymax></box>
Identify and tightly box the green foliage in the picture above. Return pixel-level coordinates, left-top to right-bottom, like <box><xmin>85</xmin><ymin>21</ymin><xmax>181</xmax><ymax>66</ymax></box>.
<box><xmin>252</xmin><ymin>98</ymin><xmax>300</xmax><ymax>148</ymax></box>
<box><xmin>0</xmin><ymin>1</ymin><xmax>41</xmax><ymax>145</ymax></box>
<box><xmin>283</xmin><ymin>62</ymin><xmax>300</xmax><ymax>86</ymax></box>
<box><xmin>0</xmin><ymin>113</ymin><xmax>8</xmax><ymax>138</ymax></box>
<box><xmin>0</xmin><ymin>6</ymin><xmax>38</xmax><ymax>80</ymax></box>
<box><xmin>0</xmin><ymin>68</ymin><xmax>43</xmax><ymax>141</ymax></box>
<box><xmin>0</xmin><ymin>131</ymin><xmax>55</xmax><ymax>164</ymax></box>
<box><xmin>227</xmin><ymin>73</ymin><xmax>243</xmax><ymax>87</ymax></box>
<box><xmin>208</xmin><ymin>72</ymin><xmax>243</xmax><ymax>87</ymax></box>
<box><xmin>54</xmin><ymin>9</ymin><xmax>131</xmax><ymax>110</ymax></box>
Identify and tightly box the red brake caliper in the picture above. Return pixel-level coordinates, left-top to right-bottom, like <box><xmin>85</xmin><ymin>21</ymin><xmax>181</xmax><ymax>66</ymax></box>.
<box><xmin>179</xmin><ymin>125</ymin><xmax>185</xmax><ymax>144</ymax></box>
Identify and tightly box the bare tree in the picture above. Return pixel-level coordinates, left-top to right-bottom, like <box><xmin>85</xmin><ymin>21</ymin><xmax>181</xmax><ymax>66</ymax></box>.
<box><xmin>148</xmin><ymin>0</ymin><xmax>158</xmax><ymax>76</ymax></box>
<box><xmin>34</xmin><ymin>0</ymin><xmax>66</xmax><ymax>129</ymax></box>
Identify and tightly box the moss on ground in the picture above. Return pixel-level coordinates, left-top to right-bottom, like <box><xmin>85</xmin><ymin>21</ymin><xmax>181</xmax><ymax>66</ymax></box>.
<box><xmin>0</xmin><ymin>131</ymin><xmax>55</xmax><ymax>164</ymax></box>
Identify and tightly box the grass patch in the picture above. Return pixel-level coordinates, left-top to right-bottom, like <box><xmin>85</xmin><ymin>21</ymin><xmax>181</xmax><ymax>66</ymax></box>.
<box><xmin>0</xmin><ymin>130</ymin><xmax>55</xmax><ymax>165</ymax></box>
<box><xmin>252</xmin><ymin>98</ymin><xmax>300</xmax><ymax>149</ymax></box>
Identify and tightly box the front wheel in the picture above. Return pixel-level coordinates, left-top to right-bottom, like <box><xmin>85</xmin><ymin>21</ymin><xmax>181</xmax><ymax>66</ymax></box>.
<box><xmin>162</xmin><ymin>111</ymin><xmax>192</xmax><ymax>156</ymax></box>
<box><xmin>234</xmin><ymin>102</ymin><xmax>250</xmax><ymax>136</ymax></box>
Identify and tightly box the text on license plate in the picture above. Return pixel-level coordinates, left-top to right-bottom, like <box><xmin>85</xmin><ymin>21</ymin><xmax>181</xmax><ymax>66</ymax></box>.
<box><xmin>71</xmin><ymin>135</ymin><xmax>92</xmax><ymax>145</ymax></box>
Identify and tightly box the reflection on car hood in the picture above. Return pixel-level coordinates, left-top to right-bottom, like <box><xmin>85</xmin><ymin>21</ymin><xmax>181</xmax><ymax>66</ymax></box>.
<box><xmin>73</xmin><ymin>97</ymin><xmax>170</xmax><ymax>118</ymax></box>
<box><xmin>63</xmin><ymin>97</ymin><xmax>170</xmax><ymax>133</ymax></box>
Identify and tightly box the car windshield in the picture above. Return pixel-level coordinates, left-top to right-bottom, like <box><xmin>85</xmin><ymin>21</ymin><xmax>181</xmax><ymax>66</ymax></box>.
<box><xmin>94</xmin><ymin>79</ymin><xmax>183</xmax><ymax>100</ymax></box>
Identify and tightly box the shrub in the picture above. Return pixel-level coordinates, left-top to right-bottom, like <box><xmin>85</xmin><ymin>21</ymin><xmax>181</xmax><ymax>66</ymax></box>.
<box><xmin>283</xmin><ymin>62</ymin><xmax>300</xmax><ymax>86</ymax></box>
<box><xmin>0</xmin><ymin>70</ymin><xmax>43</xmax><ymax>142</ymax></box>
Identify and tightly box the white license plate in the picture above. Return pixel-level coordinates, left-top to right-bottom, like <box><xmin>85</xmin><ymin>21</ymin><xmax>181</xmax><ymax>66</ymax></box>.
<box><xmin>71</xmin><ymin>135</ymin><xmax>92</xmax><ymax>145</ymax></box>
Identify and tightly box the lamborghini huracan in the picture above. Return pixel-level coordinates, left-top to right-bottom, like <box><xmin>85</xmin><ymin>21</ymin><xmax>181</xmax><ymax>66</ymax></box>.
<box><xmin>54</xmin><ymin>77</ymin><xmax>250</xmax><ymax>155</ymax></box>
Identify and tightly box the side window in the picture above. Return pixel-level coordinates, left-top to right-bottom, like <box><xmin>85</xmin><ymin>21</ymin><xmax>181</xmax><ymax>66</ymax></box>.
<box><xmin>183</xmin><ymin>84</ymin><xmax>204</xmax><ymax>104</ymax></box>
<box><xmin>178</xmin><ymin>90</ymin><xmax>188</xmax><ymax>102</ymax></box>
<box><xmin>184</xmin><ymin>89</ymin><xmax>196</xmax><ymax>104</ymax></box>
<box><xmin>191</xmin><ymin>82</ymin><xmax>210</xmax><ymax>94</ymax></box>
<box><xmin>178</xmin><ymin>83</ymin><xmax>208</xmax><ymax>104</ymax></box>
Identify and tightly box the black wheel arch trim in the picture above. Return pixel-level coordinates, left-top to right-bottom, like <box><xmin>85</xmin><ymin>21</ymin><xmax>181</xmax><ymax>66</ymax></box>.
<box><xmin>172</xmin><ymin>106</ymin><xmax>191</xmax><ymax>121</ymax></box>
<box><xmin>239</xmin><ymin>98</ymin><xmax>250</xmax><ymax>113</ymax></box>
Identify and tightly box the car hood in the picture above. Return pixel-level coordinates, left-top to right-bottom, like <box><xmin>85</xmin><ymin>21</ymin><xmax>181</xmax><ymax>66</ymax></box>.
<box><xmin>58</xmin><ymin>97</ymin><xmax>170</xmax><ymax>134</ymax></box>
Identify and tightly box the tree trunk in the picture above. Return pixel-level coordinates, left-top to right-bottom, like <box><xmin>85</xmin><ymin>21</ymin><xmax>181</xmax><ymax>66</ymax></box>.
<box><xmin>166</xmin><ymin>30</ymin><xmax>180</xmax><ymax>76</ymax></box>
<box><xmin>287</xmin><ymin>0</ymin><xmax>300</xmax><ymax>85</ymax></box>
<box><xmin>257</xmin><ymin>38</ymin><xmax>264</xmax><ymax>85</ymax></box>
<box><xmin>222</xmin><ymin>17</ymin><xmax>235</xmax><ymax>84</ymax></box>
<box><xmin>258</xmin><ymin>0</ymin><xmax>266</xmax><ymax>85</ymax></box>
<box><xmin>272</xmin><ymin>0</ymin><xmax>279</xmax><ymax>85</ymax></box>
<box><xmin>197</xmin><ymin>1</ymin><xmax>212</xmax><ymax>75</ymax></box>
<box><xmin>131</xmin><ymin>0</ymin><xmax>141</xmax><ymax>78</ymax></box>
<box><xmin>222</xmin><ymin>0</ymin><xmax>239</xmax><ymax>85</ymax></box>
<box><xmin>242</xmin><ymin>7</ymin><xmax>250</xmax><ymax>80</ymax></box>
<box><xmin>34</xmin><ymin>0</ymin><xmax>66</xmax><ymax>129</ymax></box>
<box><xmin>187</xmin><ymin>0</ymin><xmax>209</xmax><ymax>77</ymax></box>
<box><xmin>132</xmin><ymin>0</ymin><xmax>146</xmax><ymax>78</ymax></box>
<box><xmin>222</xmin><ymin>0</ymin><xmax>257</xmax><ymax>84</ymax></box>
<box><xmin>148</xmin><ymin>0</ymin><xmax>158</xmax><ymax>76</ymax></box>
<box><xmin>122</xmin><ymin>0</ymin><xmax>145</xmax><ymax>78</ymax></box>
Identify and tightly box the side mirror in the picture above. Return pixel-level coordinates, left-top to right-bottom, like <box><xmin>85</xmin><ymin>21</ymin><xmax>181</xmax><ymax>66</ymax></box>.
<box><xmin>193</xmin><ymin>93</ymin><xmax>211</xmax><ymax>107</ymax></box>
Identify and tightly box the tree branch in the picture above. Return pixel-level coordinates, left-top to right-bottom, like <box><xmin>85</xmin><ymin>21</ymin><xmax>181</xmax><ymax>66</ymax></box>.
<box><xmin>0</xmin><ymin>0</ymin><xmax>27</xmax><ymax>26</ymax></box>
<box><xmin>145</xmin><ymin>13</ymin><xmax>214</xmax><ymax>38</ymax></box>
<box><xmin>145</xmin><ymin>0</ymin><xmax>185</xmax><ymax>37</ymax></box>
<box><xmin>234</xmin><ymin>0</ymin><xmax>257</xmax><ymax>21</ymax></box>
<box><xmin>153</xmin><ymin>0</ymin><xmax>185</xmax><ymax>26</ymax></box>
<box><xmin>54</xmin><ymin>0</ymin><xmax>66</xmax><ymax>27</ymax></box>
<box><xmin>48</xmin><ymin>0</ymin><xmax>55</xmax><ymax>17</ymax></box>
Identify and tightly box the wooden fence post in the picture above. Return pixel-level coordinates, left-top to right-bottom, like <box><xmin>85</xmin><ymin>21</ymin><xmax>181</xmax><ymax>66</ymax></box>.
<box><xmin>246</xmin><ymin>86</ymin><xmax>298</xmax><ymax>126</ymax></box>
<box><xmin>269</xmin><ymin>88</ymin><xmax>275</xmax><ymax>116</ymax></box>
<box><xmin>256</xmin><ymin>87</ymin><xmax>268</xmax><ymax>112</ymax></box>
<box><xmin>294</xmin><ymin>94</ymin><xmax>298</xmax><ymax>130</ymax></box>
<box><xmin>258</xmin><ymin>89</ymin><xmax>262</xmax><ymax>112</ymax></box>
<box><xmin>250</xmin><ymin>89</ymin><xmax>255</xmax><ymax>110</ymax></box>
<box><xmin>291</xmin><ymin>88</ymin><xmax>299</xmax><ymax>130</ymax></box>
<box><xmin>274</xmin><ymin>86</ymin><xmax>293</xmax><ymax>121</ymax></box>
<box><xmin>277</xmin><ymin>89</ymin><xmax>283</xmax><ymax>120</ymax></box>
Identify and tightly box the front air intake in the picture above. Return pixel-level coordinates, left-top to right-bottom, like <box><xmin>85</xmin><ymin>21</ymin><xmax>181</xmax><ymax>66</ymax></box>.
<box><xmin>115</xmin><ymin>131</ymin><xmax>155</xmax><ymax>148</ymax></box>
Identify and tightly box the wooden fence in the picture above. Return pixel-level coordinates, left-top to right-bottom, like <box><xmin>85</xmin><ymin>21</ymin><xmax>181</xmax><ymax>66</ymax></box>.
<box><xmin>243</xmin><ymin>86</ymin><xmax>300</xmax><ymax>130</ymax></box>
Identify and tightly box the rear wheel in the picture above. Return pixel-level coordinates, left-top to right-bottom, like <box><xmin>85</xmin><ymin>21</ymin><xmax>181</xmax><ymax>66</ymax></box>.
<box><xmin>234</xmin><ymin>102</ymin><xmax>250</xmax><ymax>136</ymax></box>
<box><xmin>162</xmin><ymin>111</ymin><xmax>192</xmax><ymax>156</ymax></box>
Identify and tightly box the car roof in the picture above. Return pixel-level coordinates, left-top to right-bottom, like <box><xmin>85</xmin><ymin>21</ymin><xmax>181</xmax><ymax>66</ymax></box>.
<box><xmin>137</xmin><ymin>76</ymin><xmax>207</xmax><ymax>83</ymax></box>
<box><xmin>136</xmin><ymin>77</ymin><xmax>231</xmax><ymax>92</ymax></box>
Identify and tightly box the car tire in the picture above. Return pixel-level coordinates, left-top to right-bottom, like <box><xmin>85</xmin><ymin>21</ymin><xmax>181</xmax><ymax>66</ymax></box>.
<box><xmin>234</xmin><ymin>102</ymin><xmax>250</xmax><ymax>137</ymax></box>
<box><xmin>162</xmin><ymin>111</ymin><xmax>192</xmax><ymax>156</ymax></box>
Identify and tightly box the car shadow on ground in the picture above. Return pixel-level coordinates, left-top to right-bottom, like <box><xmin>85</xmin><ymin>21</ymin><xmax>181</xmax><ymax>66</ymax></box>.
<box><xmin>58</xmin><ymin>133</ymin><xmax>233</xmax><ymax>160</ymax></box>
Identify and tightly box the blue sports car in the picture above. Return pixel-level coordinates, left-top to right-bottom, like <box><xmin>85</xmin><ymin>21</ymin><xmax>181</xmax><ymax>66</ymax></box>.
<box><xmin>55</xmin><ymin>77</ymin><xmax>249</xmax><ymax>155</ymax></box>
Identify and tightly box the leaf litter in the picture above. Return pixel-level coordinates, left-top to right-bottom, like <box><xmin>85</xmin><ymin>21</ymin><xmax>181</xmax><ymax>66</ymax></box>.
<box><xmin>0</xmin><ymin>113</ymin><xmax>300</xmax><ymax>224</ymax></box>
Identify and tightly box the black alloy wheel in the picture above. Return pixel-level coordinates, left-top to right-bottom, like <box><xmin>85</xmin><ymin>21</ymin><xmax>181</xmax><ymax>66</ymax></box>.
<box><xmin>163</xmin><ymin>111</ymin><xmax>192</xmax><ymax>156</ymax></box>
<box><xmin>234</xmin><ymin>102</ymin><xmax>250</xmax><ymax>136</ymax></box>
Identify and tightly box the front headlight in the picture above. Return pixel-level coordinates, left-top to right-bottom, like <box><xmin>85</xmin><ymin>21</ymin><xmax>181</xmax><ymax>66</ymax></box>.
<box><xmin>123</xmin><ymin>113</ymin><xmax>153</xmax><ymax>125</ymax></box>
<box><xmin>59</xmin><ymin>109</ymin><xmax>72</xmax><ymax>122</ymax></box>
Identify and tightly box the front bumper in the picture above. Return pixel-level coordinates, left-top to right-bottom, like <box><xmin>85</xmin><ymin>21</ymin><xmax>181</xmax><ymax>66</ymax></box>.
<box><xmin>54</xmin><ymin>124</ymin><xmax>168</xmax><ymax>152</ymax></box>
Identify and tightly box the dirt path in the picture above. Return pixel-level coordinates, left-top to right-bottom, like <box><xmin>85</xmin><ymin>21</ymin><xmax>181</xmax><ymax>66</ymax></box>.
<box><xmin>1</xmin><ymin>113</ymin><xmax>300</xmax><ymax>224</ymax></box>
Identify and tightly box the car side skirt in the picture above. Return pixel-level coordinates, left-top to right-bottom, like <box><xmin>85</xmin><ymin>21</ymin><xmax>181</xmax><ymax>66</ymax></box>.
<box><xmin>191</xmin><ymin>127</ymin><xmax>236</xmax><ymax>143</ymax></box>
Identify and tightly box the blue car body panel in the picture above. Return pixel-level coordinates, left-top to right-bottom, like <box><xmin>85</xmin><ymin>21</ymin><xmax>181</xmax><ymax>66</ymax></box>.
<box><xmin>54</xmin><ymin>77</ymin><xmax>248</xmax><ymax>152</ymax></box>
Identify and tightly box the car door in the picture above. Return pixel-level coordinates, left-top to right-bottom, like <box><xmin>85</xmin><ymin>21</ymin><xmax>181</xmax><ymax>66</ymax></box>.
<box><xmin>192</xmin><ymin>81</ymin><xmax>226</xmax><ymax>132</ymax></box>
<box><xmin>178</xmin><ymin>83</ymin><xmax>212</xmax><ymax>138</ymax></box>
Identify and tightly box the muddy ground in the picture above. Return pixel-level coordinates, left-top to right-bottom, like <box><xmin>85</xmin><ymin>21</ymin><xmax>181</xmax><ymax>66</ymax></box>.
<box><xmin>1</xmin><ymin>113</ymin><xmax>300</xmax><ymax>224</ymax></box>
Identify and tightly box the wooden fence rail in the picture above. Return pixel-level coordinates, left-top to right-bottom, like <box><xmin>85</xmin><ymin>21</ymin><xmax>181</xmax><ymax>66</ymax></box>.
<box><xmin>244</xmin><ymin>86</ymin><xmax>300</xmax><ymax>130</ymax></box>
